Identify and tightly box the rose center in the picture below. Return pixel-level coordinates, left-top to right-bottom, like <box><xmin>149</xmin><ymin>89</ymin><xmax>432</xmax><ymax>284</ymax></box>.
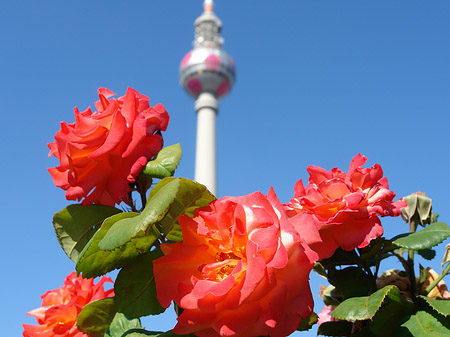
<box><xmin>200</xmin><ymin>251</ymin><xmax>240</xmax><ymax>282</ymax></box>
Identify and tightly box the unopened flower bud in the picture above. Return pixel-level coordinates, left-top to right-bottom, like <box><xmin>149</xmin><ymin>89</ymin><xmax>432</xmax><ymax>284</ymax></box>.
<box><xmin>401</xmin><ymin>192</ymin><xmax>432</xmax><ymax>227</ymax></box>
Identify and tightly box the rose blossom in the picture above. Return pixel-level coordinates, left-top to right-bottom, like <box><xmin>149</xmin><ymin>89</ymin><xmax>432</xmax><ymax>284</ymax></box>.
<box><xmin>317</xmin><ymin>305</ymin><xmax>338</xmax><ymax>326</ymax></box>
<box><xmin>23</xmin><ymin>272</ymin><xmax>114</xmax><ymax>337</ymax></box>
<box><xmin>154</xmin><ymin>188</ymin><xmax>317</xmax><ymax>337</ymax></box>
<box><xmin>48</xmin><ymin>87</ymin><xmax>169</xmax><ymax>206</ymax></box>
<box><xmin>285</xmin><ymin>154</ymin><xmax>406</xmax><ymax>259</ymax></box>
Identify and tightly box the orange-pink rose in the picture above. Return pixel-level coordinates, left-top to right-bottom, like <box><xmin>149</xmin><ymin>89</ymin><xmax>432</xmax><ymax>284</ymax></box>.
<box><xmin>23</xmin><ymin>272</ymin><xmax>114</xmax><ymax>337</ymax></box>
<box><xmin>48</xmin><ymin>87</ymin><xmax>169</xmax><ymax>206</ymax></box>
<box><xmin>154</xmin><ymin>189</ymin><xmax>317</xmax><ymax>337</ymax></box>
<box><xmin>285</xmin><ymin>154</ymin><xmax>406</xmax><ymax>259</ymax></box>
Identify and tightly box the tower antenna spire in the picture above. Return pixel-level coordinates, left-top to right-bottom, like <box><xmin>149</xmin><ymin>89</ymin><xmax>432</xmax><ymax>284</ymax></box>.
<box><xmin>179</xmin><ymin>1</ymin><xmax>236</xmax><ymax>196</ymax></box>
<box><xmin>203</xmin><ymin>0</ymin><xmax>214</xmax><ymax>12</ymax></box>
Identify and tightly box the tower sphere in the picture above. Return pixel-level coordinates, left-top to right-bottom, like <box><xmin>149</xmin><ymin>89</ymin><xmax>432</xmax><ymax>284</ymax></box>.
<box><xmin>179</xmin><ymin>46</ymin><xmax>235</xmax><ymax>100</ymax></box>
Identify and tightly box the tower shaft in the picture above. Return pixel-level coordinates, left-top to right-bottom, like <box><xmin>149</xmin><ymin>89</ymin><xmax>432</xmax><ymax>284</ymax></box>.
<box><xmin>194</xmin><ymin>92</ymin><xmax>218</xmax><ymax>195</ymax></box>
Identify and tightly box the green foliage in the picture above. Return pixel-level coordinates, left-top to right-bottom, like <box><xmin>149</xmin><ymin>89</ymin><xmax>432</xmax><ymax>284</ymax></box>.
<box><xmin>393</xmin><ymin>222</ymin><xmax>450</xmax><ymax>250</ymax></box>
<box><xmin>419</xmin><ymin>296</ymin><xmax>450</xmax><ymax>317</ymax></box>
<box><xmin>77</xmin><ymin>212</ymin><xmax>156</xmax><ymax>278</ymax></box>
<box><xmin>146</xmin><ymin>177</ymin><xmax>216</xmax><ymax>242</ymax></box>
<box><xmin>76</xmin><ymin>297</ymin><xmax>116</xmax><ymax>337</ymax></box>
<box><xmin>395</xmin><ymin>310</ymin><xmax>450</xmax><ymax>336</ymax></box>
<box><xmin>366</xmin><ymin>285</ymin><xmax>414</xmax><ymax>336</ymax></box>
<box><xmin>98</xmin><ymin>179</ymin><xmax>179</xmax><ymax>250</ymax></box>
<box><xmin>330</xmin><ymin>267</ymin><xmax>374</xmax><ymax>299</ymax></box>
<box><xmin>121</xmin><ymin>330</ymin><xmax>196</xmax><ymax>337</ymax></box>
<box><xmin>297</xmin><ymin>312</ymin><xmax>318</xmax><ymax>331</ymax></box>
<box><xmin>317</xmin><ymin>320</ymin><xmax>353</xmax><ymax>336</ymax></box>
<box><xmin>105</xmin><ymin>313</ymin><xmax>142</xmax><ymax>337</ymax></box>
<box><xmin>332</xmin><ymin>285</ymin><xmax>403</xmax><ymax>321</ymax></box>
<box><xmin>53</xmin><ymin>204</ymin><xmax>121</xmax><ymax>262</ymax></box>
<box><xmin>114</xmin><ymin>251</ymin><xmax>165</xmax><ymax>318</ymax></box>
<box><xmin>142</xmin><ymin>144</ymin><xmax>182</xmax><ymax>179</ymax></box>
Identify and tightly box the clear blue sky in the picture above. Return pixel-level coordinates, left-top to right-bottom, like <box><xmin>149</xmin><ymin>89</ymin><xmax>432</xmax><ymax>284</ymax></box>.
<box><xmin>2</xmin><ymin>1</ymin><xmax>449</xmax><ymax>336</ymax></box>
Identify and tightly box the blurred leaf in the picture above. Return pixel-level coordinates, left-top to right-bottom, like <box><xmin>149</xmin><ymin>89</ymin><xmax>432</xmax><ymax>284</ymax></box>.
<box><xmin>53</xmin><ymin>204</ymin><xmax>121</xmax><ymax>262</ymax></box>
<box><xmin>142</xmin><ymin>144</ymin><xmax>182</xmax><ymax>179</ymax></box>
<box><xmin>76</xmin><ymin>297</ymin><xmax>116</xmax><ymax>337</ymax></box>
<box><xmin>77</xmin><ymin>212</ymin><xmax>157</xmax><ymax>278</ymax></box>
<box><xmin>317</xmin><ymin>320</ymin><xmax>353</xmax><ymax>336</ymax></box>
<box><xmin>331</xmin><ymin>267</ymin><xmax>374</xmax><ymax>299</ymax></box>
<box><xmin>395</xmin><ymin>310</ymin><xmax>450</xmax><ymax>336</ymax></box>
<box><xmin>148</xmin><ymin>177</ymin><xmax>216</xmax><ymax>241</ymax></box>
<box><xmin>114</xmin><ymin>250</ymin><xmax>165</xmax><ymax>318</ymax></box>
<box><xmin>419</xmin><ymin>296</ymin><xmax>450</xmax><ymax>317</ymax></box>
<box><xmin>393</xmin><ymin>222</ymin><xmax>450</xmax><ymax>250</ymax></box>
<box><xmin>105</xmin><ymin>312</ymin><xmax>141</xmax><ymax>337</ymax></box>
<box><xmin>99</xmin><ymin>179</ymin><xmax>180</xmax><ymax>250</ymax></box>
<box><xmin>332</xmin><ymin>285</ymin><xmax>399</xmax><ymax>321</ymax></box>
<box><xmin>297</xmin><ymin>312</ymin><xmax>318</xmax><ymax>331</ymax></box>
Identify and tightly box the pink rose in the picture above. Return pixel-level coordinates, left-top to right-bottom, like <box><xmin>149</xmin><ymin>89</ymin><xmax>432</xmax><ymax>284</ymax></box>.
<box><xmin>285</xmin><ymin>154</ymin><xmax>406</xmax><ymax>259</ymax></box>
<box><xmin>317</xmin><ymin>305</ymin><xmax>338</xmax><ymax>326</ymax></box>
<box><xmin>23</xmin><ymin>272</ymin><xmax>114</xmax><ymax>337</ymax></box>
<box><xmin>154</xmin><ymin>189</ymin><xmax>317</xmax><ymax>337</ymax></box>
<box><xmin>48</xmin><ymin>87</ymin><xmax>169</xmax><ymax>206</ymax></box>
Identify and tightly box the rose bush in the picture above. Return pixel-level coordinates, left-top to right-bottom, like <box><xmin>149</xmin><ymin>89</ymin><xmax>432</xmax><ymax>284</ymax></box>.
<box><xmin>154</xmin><ymin>188</ymin><xmax>317</xmax><ymax>337</ymax></box>
<box><xmin>48</xmin><ymin>87</ymin><xmax>169</xmax><ymax>206</ymax></box>
<box><xmin>23</xmin><ymin>272</ymin><xmax>113</xmax><ymax>337</ymax></box>
<box><xmin>285</xmin><ymin>153</ymin><xmax>406</xmax><ymax>259</ymax></box>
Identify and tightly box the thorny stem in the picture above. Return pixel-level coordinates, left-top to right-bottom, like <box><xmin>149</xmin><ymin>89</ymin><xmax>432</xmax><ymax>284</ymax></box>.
<box><xmin>138</xmin><ymin>188</ymin><xmax>147</xmax><ymax>212</ymax></box>
<box><xmin>423</xmin><ymin>262</ymin><xmax>450</xmax><ymax>296</ymax></box>
<box><xmin>392</xmin><ymin>251</ymin><xmax>411</xmax><ymax>277</ymax></box>
<box><xmin>374</xmin><ymin>243</ymin><xmax>384</xmax><ymax>278</ymax></box>
<box><xmin>127</xmin><ymin>190</ymin><xmax>139</xmax><ymax>212</ymax></box>
<box><xmin>407</xmin><ymin>219</ymin><xmax>418</xmax><ymax>299</ymax></box>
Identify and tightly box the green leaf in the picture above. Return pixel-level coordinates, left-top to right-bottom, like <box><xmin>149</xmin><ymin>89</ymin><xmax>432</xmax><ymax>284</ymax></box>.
<box><xmin>147</xmin><ymin>177</ymin><xmax>216</xmax><ymax>242</ymax></box>
<box><xmin>419</xmin><ymin>296</ymin><xmax>450</xmax><ymax>317</ymax></box>
<box><xmin>53</xmin><ymin>204</ymin><xmax>121</xmax><ymax>262</ymax></box>
<box><xmin>395</xmin><ymin>310</ymin><xmax>450</xmax><ymax>336</ymax></box>
<box><xmin>121</xmin><ymin>330</ymin><xmax>195</xmax><ymax>337</ymax></box>
<box><xmin>297</xmin><ymin>312</ymin><xmax>318</xmax><ymax>331</ymax></box>
<box><xmin>99</xmin><ymin>179</ymin><xmax>181</xmax><ymax>250</ymax></box>
<box><xmin>368</xmin><ymin>288</ymin><xmax>414</xmax><ymax>336</ymax></box>
<box><xmin>105</xmin><ymin>312</ymin><xmax>142</xmax><ymax>337</ymax></box>
<box><xmin>77</xmin><ymin>212</ymin><xmax>156</xmax><ymax>278</ymax></box>
<box><xmin>393</xmin><ymin>222</ymin><xmax>450</xmax><ymax>250</ymax></box>
<box><xmin>320</xmin><ymin>248</ymin><xmax>360</xmax><ymax>269</ymax></box>
<box><xmin>76</xmin><ymin>297</ymin><xmax>116</xmax><ymax>337</ymax></box>
<box><xmin>114</xmin><ymin>250</ymin><xmax>165</xmax><ymax>318</ymax></box>
<box><xmin>317</xmin><ymin>321</ymin><xmax>353</xmax><ymax>336</ymax></box>
<box><xmin>331</xmin><ymin>267</ymin><xmax>374</xmax><ymax>299</ymax></box>
<box><xmin>332</xmin><ymin>285</ymin><xmax>399</xmax><ymax>321</ymax></box>
<box><xmin>418</xmin><ymin>248</ymin><xmax>437</xmax><ymax>260</ymax></box>
<box><xmin>142</xmin><ymin>143</ymin><xmax>182</xmax><ymax>179</ymax></box>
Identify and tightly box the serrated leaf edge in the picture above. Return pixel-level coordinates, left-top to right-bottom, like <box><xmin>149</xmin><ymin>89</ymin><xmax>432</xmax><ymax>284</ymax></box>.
<box><xmin>332</xmin><ymin>285</ymin><xmax>398</xmax><ymax>321</ymax></box>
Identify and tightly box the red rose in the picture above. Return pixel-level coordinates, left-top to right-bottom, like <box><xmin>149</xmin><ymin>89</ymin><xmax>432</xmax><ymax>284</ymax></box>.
<box><xmin>23</xmin><ymin>272</ymin><xmax>114</xmax><ymax>337</ymax></box>
<box><xmin>285</xmin><ymin>154</ymin><xmax>406</xmax><ymax>259</ymax></box>
<box><xmin>154</xmin><ymin>189</ymin><xmax>317</xmax><ymax>337</ymax></box>
<box><xmin>48</xmin><ymin>88</ymin><xmax>169</xmax><ymax>206</ymax></box>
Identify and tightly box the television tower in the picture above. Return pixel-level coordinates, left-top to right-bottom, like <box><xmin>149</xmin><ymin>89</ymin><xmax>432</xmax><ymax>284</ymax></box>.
<box><xmin>179</xmin><ymin>0</ymin><xmax>236</xmax><ymax>196</ymax></box>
